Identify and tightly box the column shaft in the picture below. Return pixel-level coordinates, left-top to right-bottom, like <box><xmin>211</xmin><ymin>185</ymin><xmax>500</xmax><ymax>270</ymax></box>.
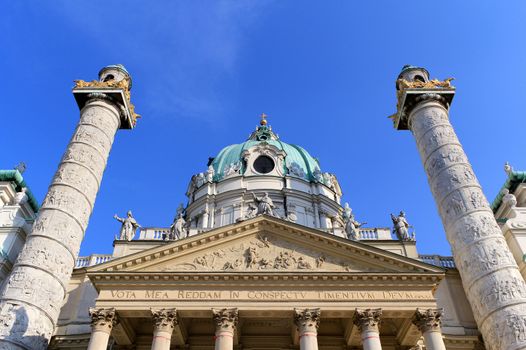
<box><xmin>412</xmin><ymin>308</ymin><xmax>446</xmax><ymax>350</ymax></box>
<box><xmin>87</xmin><ymin>308</ymin><xmax>118</xmax><ymax>350</ymax></box>
<box><xmin>87</xmin><ymin>330</ymin><xmax>111</xmax><ymax>350</ymax></box>
<box><xmin>294</xmin><ymin>308</ymin><xmax>321</xmax><ymax>350</ymax></box>
<box><xmin>393</xmin><ymin>68</ymin><xmax>526</xmax><ymax>350</ymax></box>
<box><xmin>422</xmin><ymin>331</ymin><xmax>446</xmax><ymax>350</ymax></box>
<box><xmin>213</xmin><ymin>308</ymin><xmax>238</xmax><ymax>350</ymax></box>
<box><xmin>409</xmin><ymin>98</ymin><xmax>526</xmax><ymax>350</ymax></box>
<box><xmin>151</xmin><ymin>308</ymin><xmax>177</xmax><ymax>350</ymax></box>
<box><xmin>353</xmin><ymin>308</ymin><xmax>382</xmax><ymax>350</ymax></box>
<box><xmin>0</xmin><ymin>65</ymin><xmax>136</xmax><ymax>349</ymax></box>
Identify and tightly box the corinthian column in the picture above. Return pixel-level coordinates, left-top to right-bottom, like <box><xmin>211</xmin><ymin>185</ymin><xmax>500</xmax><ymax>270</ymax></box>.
<box><xmin>294</xmin><ymin>308</ymin><xmax>321</xmax><ymax>350</ymax></box>
<box><xmin>212</xmin><ymin>308</ymin><xmax>238</xmax><ymax>350</ymax></box>
<box><xmin>353</xmin><ymin>308</ymin><xmax>382</xmax><ymax>350</ymax></box>
<box><xmin>0</xmin><ymin>64</ymin><xmax>139</xmax><ymax>350</ymax></box>
<box><xmin>391</xmin><ymin>65</ymin><xmax>526</xmax><ymax>350</ymax></box>
<box><xmin>151</xmin><ymin>308</ymin><xmax>178</xmax><ymax>350</ymax></box>
<box><xmin>87</xmin><ymin>307</ymin><xmax>118</xmax><ymax>350</ymax></box>
<box><xmin>412</xmin><ymin>308</ymin><xmax>446</xmax><ymax>350</ymax></box>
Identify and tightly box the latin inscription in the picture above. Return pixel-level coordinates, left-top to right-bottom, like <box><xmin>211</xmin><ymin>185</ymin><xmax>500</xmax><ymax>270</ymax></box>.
<box><xmin>103</xmin><ymin>290</ymin><xmax>431</xmax><ymax>301</ymax></box>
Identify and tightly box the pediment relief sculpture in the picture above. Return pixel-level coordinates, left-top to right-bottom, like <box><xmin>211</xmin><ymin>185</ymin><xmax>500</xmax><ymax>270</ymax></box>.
<box><xmin>152</xmin><ymin>234</ymin><xmax>371</xmax><ymax>272</ymax></box>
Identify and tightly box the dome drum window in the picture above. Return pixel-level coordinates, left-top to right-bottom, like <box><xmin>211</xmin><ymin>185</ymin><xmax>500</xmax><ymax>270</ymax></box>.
<box><xmin>253</xmin><ymin>155</ymin><xmax>275</xmax><ymax>174</ymax></box>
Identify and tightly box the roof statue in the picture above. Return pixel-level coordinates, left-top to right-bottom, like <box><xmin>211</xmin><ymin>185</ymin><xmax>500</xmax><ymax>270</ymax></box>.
<box><xmin>14</xmin><ymin>162</ymin><xmax>26</xmax><ymax>174</ymax></box>
<box><xmin>505</xmin><ymin>161</ymin><xmax>514</xmax><ymax>176</ymax></box>
<box><xmin>391</xmin><ymin>211</ymin><xmax>414</xmax><ymax>241</ymax></box>
<box><xmin>114</xmin><ymin>210</ymin><xmax>141</xmax><ymax>241</ymax></box>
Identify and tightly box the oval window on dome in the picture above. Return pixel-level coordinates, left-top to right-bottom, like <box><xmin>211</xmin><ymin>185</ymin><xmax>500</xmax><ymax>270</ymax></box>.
<box><xmin>253</xmin><ymin>155</ymin><xmax>275</xmax><ymax>174</ymax></box>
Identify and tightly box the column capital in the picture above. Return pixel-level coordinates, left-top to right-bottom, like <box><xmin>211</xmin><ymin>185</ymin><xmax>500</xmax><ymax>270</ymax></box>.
<box><xmin>390</xmin><ymin>65</ymin><xmax>455</xmax><ymax>131</ymax></box>
<box><xmin>151</xmin><ymin>308</ymin><xmax>178</xmax><ymax>333</ymax></box>
<box><xmin>89</xmin><ymin>307</ymin><xmax>118</xmax><ymax>334</ymax></box>
<box><xmin>73</xmin><ymin>64</ymin><xmax>139</xmax><ymax>129</ymax></box>
<box><xmin>212</xmin><ymin>308</ymin><xmax>238</xmax><ymax>335</ymax></box>
<box><xmin>294</xmin><ymin>308</ymin><xmax>321</xmax><ymax>335</ymax></box>
<box><xmin>353</xmin><ymin>308</ymin><xmax>382</xmax><ymax>333</ymax></box>
<box><xmin>412</xmin><ymin>308</ymin><xmax>443</xmax><ymax>333</ymax></box>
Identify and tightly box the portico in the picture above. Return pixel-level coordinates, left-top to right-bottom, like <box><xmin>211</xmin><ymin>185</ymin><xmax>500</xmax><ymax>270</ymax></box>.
<box><xmin>73</xmin><ymin>216</ymin><xmax>447</xmax><ymax>349</ymax></box>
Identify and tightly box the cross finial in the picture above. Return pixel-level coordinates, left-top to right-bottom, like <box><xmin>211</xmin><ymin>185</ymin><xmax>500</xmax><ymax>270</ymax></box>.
<box><xmin>260</xmin><ymin>113</ymin><xmax>268</xmax><ymax>126</ymax></box>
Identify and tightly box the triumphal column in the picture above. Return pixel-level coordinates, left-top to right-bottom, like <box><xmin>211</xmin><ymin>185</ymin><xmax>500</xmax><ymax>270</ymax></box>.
<box><xmin>391</xmin><ymin>65</ymin><xmax>526</xmax><ymax>350</ymax></box>
<box><xmin>0</xmin><ymin>64</ymin><xmax>139</xmax><ymax>349</ymax></box>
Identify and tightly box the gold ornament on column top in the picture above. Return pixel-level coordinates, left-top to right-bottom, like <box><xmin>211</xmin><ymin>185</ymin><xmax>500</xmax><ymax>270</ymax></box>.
<box><xmin>412</xmin><ymin>308</ymin><xmax>443</xmax><ymax>333</ymax></box>
<box><xmin>73</xmin><ymin>78</ymin><xmax>141</xmax><ymax>125</ymax></box>
<box><xmin>353</xmin><ymin>308</ymin><xmax>382</xmax><ymax>333</ymax></box>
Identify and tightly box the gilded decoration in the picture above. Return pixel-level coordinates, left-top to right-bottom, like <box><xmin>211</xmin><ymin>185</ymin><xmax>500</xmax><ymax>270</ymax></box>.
<box><xmin>391</xmin><ymin>77</ymin><xmax>455</xmax><ymax>120</ymax></box>
<box><xmin>73</xmin><ymin>78</ymin><xmax>140</xmax><ymax>125</ymax></box>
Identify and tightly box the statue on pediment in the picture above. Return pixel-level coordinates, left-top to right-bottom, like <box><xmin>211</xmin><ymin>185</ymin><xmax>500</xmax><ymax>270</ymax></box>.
<box><xmin>391</xmin><ymin>211</ymin><xmax>414</xmax><ymax>241</ymax></box>
<box><xmin>169</xmin><ymin>213</ymin><xmax>187</xmax><ymax>240</ymax></box>
<box><xmin>345</xmin><ymin>213</ymin><xmax>366</xmax><ymax>241</ymax></box>
<box><xmin>114</xmin><ymin>210</ymin><xmax>141</xmax><ymax>241</ymax></box>
<box><xmin>343</xmin><ymin>205</ymin><xmax>366</xmax><ymax>241</ymax></box>
<box><xmin>169</xmin><ymin>204</ymin><xmax>187</xmax><ymax>239</ymax></box>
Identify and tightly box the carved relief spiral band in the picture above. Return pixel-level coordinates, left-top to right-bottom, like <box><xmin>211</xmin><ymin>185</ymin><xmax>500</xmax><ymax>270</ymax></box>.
<box><xmin>0</xmin><ymin>95</ymin><xmax>125</xmax><ymax>350</ymax></box>
<box><xmin>406</xmin><ymin>97</ymin><xmax>526</xmax><ymax>350</ymax></box>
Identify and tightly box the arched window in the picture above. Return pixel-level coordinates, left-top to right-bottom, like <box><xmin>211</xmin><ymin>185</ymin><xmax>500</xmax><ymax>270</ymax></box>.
<box><xmin>414</xmin><ymin>75</ymin><xmax>425</xmax><ymax>82</ymax></box>
<box><xmin>103</xmin><ymin>74</ymin><xmax>115</xmax><ymax>82</ymax></box>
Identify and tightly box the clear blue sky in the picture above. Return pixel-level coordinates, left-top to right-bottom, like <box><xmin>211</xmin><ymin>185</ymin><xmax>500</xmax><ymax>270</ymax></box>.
<box><xmin>2</xmin><ymin>1</ymin><xmax>525</xmax><ymax>257</ymax></box>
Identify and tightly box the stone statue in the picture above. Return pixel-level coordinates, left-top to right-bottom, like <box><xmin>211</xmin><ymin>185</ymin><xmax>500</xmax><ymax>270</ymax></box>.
<box><xmin>343</xmin><ymin>203</ymin><xmax>352</xmax><ymax>220</ymax></box>
<box><xmin>114</xmin><ymin>210</ymin><xmax>141</xmax><ymax>241</ymax></box>
<box><xmin>344</xmin><ymin>211</ymin><xmax>366</xmax><ymax>241</ymax></box>
<box><xmin>502</xmin><ymin>188</ymin><xmax>517</xmax><ymax>208</ymax></box>
<box><xmin>12</xmin><ymin>187</ymin><xmax>28</xmax><ymax>206</ymax></box>
<box><xmin>206</xmin><ymin>164</ymin><xmax>215</xmax><ymax>182</ymax></box>
<box><xmin>169</xmin><ymin>213</ymin><xmax>187</xmax><ymax>240</ymax></box>
<box><xmin>14</xmin><ymin>162</ymin><xmax>26</xmax><ymax>174</ymax></box>
<box><xmin>505</xmin><ymin>161</ymin><xmax>513</xmax><ymax>176</ymax></box>
<box><xmin>391</xmin><ymin>211</ymin><xmax>414</xmax><ymax>241</ymax></box>
<box><xmin>252</xmin><ymin>192</ymin><xmax>277</xmax><ymax>216</ymax></box>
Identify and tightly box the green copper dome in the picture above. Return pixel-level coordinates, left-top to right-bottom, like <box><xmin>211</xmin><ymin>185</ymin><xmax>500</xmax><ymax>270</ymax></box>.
<box><xmin>210</xmin><ymin>125</ymin><xmax>324</xmax><ymax>183</ymax></box>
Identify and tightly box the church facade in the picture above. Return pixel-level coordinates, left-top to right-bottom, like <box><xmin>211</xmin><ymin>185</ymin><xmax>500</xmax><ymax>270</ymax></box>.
<box><xmin>1</xmin><ymin>65</ymin><xmax>526</xmax><ymax>350</ymax></box>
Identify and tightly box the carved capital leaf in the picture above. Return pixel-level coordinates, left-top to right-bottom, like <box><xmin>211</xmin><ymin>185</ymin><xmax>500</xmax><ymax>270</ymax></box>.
<box><xmin>412</xmin><ymin>308</ymin><xmax>443</xmax><ymax>333</ymax></box>
<box><xmin>353</xmin><ymin>308</ymin><xmax>382</xmax><ymax>333</ymax></box>
<box><xmin>151</xmin><ymin>308</ymin><xmax>178</xmax><ymax>332</ymax></box>
<box><xmin>294</xmin><ymin>308</ymin><xmax>321</xmax><ymax>334</ymax></box>
<box><xmin>212</xmin><ymin>308</ymin><xmax>238</xmax><ymax>334</ymax></box>
<box><xmin>89</xmin><ymin>307</ymin><xmax>118</xmax><ymax>331</ymax></box>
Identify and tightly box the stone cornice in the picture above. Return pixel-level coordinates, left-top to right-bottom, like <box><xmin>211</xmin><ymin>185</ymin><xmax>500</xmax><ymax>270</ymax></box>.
<box><xmin>88</xmin><ymin>271</ymin><xmax>442</xmax><ymax>288</ymax></box>
<box><xmin>88</xmin><ymin>216</ymin><xmax>444</xmax><ymax>275</ymax></box>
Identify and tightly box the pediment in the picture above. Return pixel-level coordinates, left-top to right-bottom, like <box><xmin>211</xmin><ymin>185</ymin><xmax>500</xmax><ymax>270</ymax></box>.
<box><xmin>88</xmin><ymin>216</ymin><xmax>443</xmax><ymax>276</ymax></box>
